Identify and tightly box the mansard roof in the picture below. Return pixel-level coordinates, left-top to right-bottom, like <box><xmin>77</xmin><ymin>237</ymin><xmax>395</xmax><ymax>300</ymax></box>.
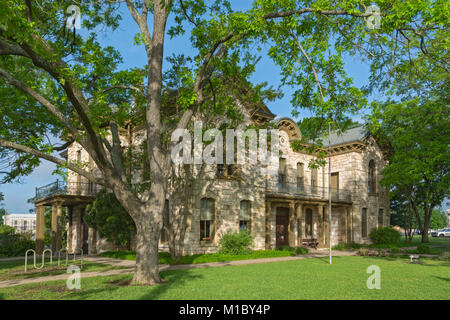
<box><xmin>320</xmin><ymin>126</ymin><xmax>369</xmax><ymax>147</ymax></box>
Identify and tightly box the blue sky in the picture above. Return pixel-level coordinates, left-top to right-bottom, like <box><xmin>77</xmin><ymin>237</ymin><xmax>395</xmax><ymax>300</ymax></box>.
<box><xmin>1</xmin><ymin>2</ymin><xmax>376</xmax><ymax>213</ymax></box>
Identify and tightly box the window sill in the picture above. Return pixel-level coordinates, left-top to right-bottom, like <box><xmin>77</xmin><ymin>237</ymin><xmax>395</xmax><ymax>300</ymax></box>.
<box><xmin>199</xmin><ymin>239</ymin><xmax>214</xmax><ymax>246</ymax></box>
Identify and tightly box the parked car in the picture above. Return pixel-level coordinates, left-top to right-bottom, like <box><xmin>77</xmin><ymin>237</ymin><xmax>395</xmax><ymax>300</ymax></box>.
<box><xmin>431</xmin><ymin>228</ymin><xmax>450</xmax><ymax>237</ymax></box>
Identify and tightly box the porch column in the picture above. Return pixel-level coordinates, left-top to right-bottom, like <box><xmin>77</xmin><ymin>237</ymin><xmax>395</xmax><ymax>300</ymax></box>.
<box><xmin>35</xmin><ymin>205</ymin><xmax>45</xmax><ymax>254</ymax></box>
<box><xmin>51</xmin><ymin>201</ymin><xmax>63</xmax><ymax>252</ymax></box>
<box><xmin>324</xmin><ymin>206</ymin><xmax>330</xmax><ymax>247</ymax></box>
<box><xmin>288</xmin><ymin>201</ymin><xmax>296</xmax><ymax>247</ymax></box>
<box><xmin>318</xmin><ymin>205</ymin><xmax>324</xmax><ymax>247</ymax></box>
<box><xmin>346</xmin><ymin>206</ymin><xmax>352</xmax><ymax>243</ymax></box>
<box><xmin>71</xmin><ymin>206</ymin><xmax>82</xmax><ymax>254</ymax></box>
<box><xmin>296</xmin><ymin>203</ymin><xmax>303</xmax><ymax>247</ymax></box>
<box><xmin>265</xmin><ymin>202</ymin><xmax>272</xmax><ymax>250</ymax></box>
<box><xmin>67</xmin><ymin>207</ymin><xmax>73</xmax><ymax>252</ymax></box>
<box><xmin>88</xmin><ymin>226</ymin><xmax>97</xmax><ymax>255</ymax></box>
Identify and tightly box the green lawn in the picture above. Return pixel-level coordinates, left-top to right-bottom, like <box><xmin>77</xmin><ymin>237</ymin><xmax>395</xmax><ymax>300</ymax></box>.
<box><xmin>0</xmin><ymin>259</ymin><xmax>127</xmax><ymax>281</ymax></box>
<box><xmin>0</xmin><ymin>256</ymin><xmax>448</xmax><ymax>300</ymax></box>
<box><xmin>100</xmin><ymin>249</ymin><xmax>297</xmax><ymax>264</ymax></box>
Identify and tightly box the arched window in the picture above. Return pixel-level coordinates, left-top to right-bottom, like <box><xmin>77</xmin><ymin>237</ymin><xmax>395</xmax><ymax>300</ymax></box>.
<box><xmin>239</xmin><ymin>200</ymin><xmax>251</xmax><ymax>231</ymax></box>
<box><xmin>361</xmin><ymin>208</ymin><xmax>368</xmax><ymax>237</ymax></box>
<box><xmin>305</xmin><ymin>208</ymin><xmax>313</xmax><ymax>237</ymax></box>
<box><xmin>200</xmin><ymin>198</ymin><xmax>215</xmax><ymax>242</ymax></box>
<box><xmin>296</xmin><ymin>162</ymin><xmax>304</xmax><ymax>189</ymax></box>
<box><xmin>378</xmin><ymin>208</ymin><xmax>384</xmax><ymax>227</ymax></box>
<box><xmin>368</xmin><ymin>160</ymin><xmax>376</xmax><ymax>193</ymax></box>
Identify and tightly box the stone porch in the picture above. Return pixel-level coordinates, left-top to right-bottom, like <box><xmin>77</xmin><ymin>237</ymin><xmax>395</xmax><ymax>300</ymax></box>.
<box><xmin>33</xmin><ymin>180</ymin><xmax>100</xmax><ymax>255</ymax></box>
<box><xmin>265</xmin><ymin>196</ymin><xmax>353</xmax><ymax>249</ymax></box>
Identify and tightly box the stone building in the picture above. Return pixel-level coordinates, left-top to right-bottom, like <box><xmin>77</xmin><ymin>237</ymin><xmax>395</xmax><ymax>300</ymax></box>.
<box><xmin>32</xmin><ymin>106</ymin><xmax>389</xmax><ymax>255</ymax></box>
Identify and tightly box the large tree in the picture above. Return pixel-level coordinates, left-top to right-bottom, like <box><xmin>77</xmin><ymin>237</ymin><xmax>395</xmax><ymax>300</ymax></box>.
<box><xmin>0</xmin><ymin>1</ymin><xmax>447</xmax><ymax>284</ymax></box>
<box><xmin>369</xmin><ymin>100</ymin><xmax>449</xmax><ymax>243</ymax></box>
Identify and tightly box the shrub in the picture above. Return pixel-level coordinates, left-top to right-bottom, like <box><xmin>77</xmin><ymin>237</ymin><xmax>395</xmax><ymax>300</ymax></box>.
<box><xmin>369</xmin><ymin>227</ymin><xmax>401</xmax><ymax>244</ymax></box>
<box><xmin>332</xmin><ymin>244</ymin><xmax>347</xmax><ymax>250</ymax></box>
<box><xmin>416</xmin><ymin>244</ymin><xmax>431</xmax><ymax>254</ymax></box>
<box><xmin>333</xmin><ymin>242</ymin><xmax>363</xmax><ymax>250</ymax></box>
<box><xmin>85</xmin><ymin>189</ymin><xmax>136</xmax><ymax>249</ymax></box>
<box><xmin>0</xmin><ymin>233</ymin><xmax>35</xmax><ymax>257</ymax></box>
<box><xmin>296</xmin><ymin>247</ymin><xmax>309</xmax><ymax>255</ymax></box>
<box><xmin>0</xmin><ymin>225</ymin><xmax>15</xmax><ymax>235</ymax></box>
<box><xmin>357</xmin><ymin>248</ymin><xmax>368</xmax><ymax>256</ymax></box>
<box><xmin>391</xmin><ymin>247</ymin><xmax>400</xmax><ymax>254</ymax></box>
<box><xmin>275</xmin><ymin>245</ymin><xmax>295</xmax><ymax>252</ymax></box>
<box><xmin>218</xmin><ymin>229</ymin><xmax>253</xmax><ymax>255</ymax></box>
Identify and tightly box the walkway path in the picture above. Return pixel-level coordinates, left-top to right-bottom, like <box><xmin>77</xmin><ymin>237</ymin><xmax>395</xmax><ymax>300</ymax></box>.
<box><xmin>0</xmin><ymin>250</ymin><xmax>356</xmax><ymax>288</ymax></box>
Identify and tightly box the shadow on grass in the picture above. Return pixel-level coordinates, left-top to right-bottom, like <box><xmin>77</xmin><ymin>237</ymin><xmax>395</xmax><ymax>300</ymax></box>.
<box><xmin>432</xmin><ymin>276</ymin><xmax>450</xmax><ymax>282</ymax></box>
<box><xmin>138</xmin><ymin>268</ymin><xmax>203</xmax><ymax>300</ymax></box>
<box><xmin>64</xmin><ymin>283</ymin><xmax>122</xmax><ymax>300</ymax></box>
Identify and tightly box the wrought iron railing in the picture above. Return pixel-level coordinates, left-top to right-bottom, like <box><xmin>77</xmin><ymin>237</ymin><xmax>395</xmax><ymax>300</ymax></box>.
<box><xmin>35</xmin><ymin>180</ymin><xmax>101</xmax><ymax>200</ymax></box>
<box><xmin>266</xmin><ymin>178</ymin><xmax>352</xmax><ymax>202</ymax></box>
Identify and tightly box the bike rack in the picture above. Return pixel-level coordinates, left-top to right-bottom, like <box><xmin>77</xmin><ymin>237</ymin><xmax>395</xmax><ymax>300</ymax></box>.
<box><xmin>24</xmin><ymin>248</ymin><xmax>83</xmax><ymax>272</ymax></box>
<box><xmin>24</xmin><ymin>249</ymin><xmax>53</xmax><ymax>272</ymax></box>
<box><xmin>56</xmin><ymin>248</ymin><xmax>83</xmax><ymax>269</ymax></box>
<box><xmin>24</xmin><ymin>249</ymin><xmax>36</xmax><ymax>272</ymax></box>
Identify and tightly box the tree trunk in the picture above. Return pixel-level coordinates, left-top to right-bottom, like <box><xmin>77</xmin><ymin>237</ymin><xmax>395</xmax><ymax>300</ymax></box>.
<box><xmin>421</xmin><ymin>206</ymin><xmax>433</xmax><ymax>243</ymax></box>
<box><xmin>132</xmin><ymin>215</ymin><xmax>162</xmax><ymax>285</ymax></box>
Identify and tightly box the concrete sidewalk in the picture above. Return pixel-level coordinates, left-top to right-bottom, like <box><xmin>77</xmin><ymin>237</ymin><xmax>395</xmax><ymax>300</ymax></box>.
<box><xmin>0</xmin><ymin>250</ymin><xmax>356</xmax><ymax>289</ymax></box>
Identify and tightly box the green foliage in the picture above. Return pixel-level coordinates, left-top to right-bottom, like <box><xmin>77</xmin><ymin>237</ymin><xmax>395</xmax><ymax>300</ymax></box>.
<box><xmin>295</xmin><ymin>247</ymin><xmax>309</xmax><ymax>255</ymax></box>
<box><xmin>85</xmin><ymin>189</ymin><xmax>135</xmax><ymax>248</ymax></box>
<box><xmin>332</xmin><ymin>242</ymin><xmax>363</xmax><ymax>250</ymax></box>
<box><xmin>369</xmin><ymin>227</ymin><xmax>401</xmax><ymax>245</ymax></box>
<box><xmin>0</xmin><ymin>228</ymin><xmax>34</xmax><ymax>257</ymax></box>
<box><xmin>274</xmin><ymin>245</ymin><xmax>308</xmax><ymax>255</ymax></box>
<box><xmin>0</xmin><ymin>225</ymin><xmax>15</xmax><ymax>235</ymax></box>
<box><xmin>218</xmin><ymin>229</ymin><xmax>253</xmax><ymax>255</ymax></box>
<box><xmin>275</xmin><ymin>245</ymin><xmax>295</xmax><ymax>252</ymax></box>
<box><xmin>356</xmin><ymin>248</ymin><xmax>390</xmax><ymax>257</ymax></box>
<box><xmin>415</xmin><ymin>244</ymin><xmax>431</xmax><ymax>254</ymax></box>
<box><xmin>429</xmin><ymin>209</ymin><xmax>449</xmax><ymax>230</ymax></box>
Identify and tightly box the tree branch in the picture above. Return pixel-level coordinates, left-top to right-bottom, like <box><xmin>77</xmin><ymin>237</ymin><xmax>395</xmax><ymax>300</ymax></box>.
<box><xmin>0</xmin><ymin>138</ymin><xmax>105</xmax><ymax>185</ymax></box>
<box><xmin>288</xmin><ymin>32</ymin><xmax>326</xmax><ymax>102</ymax></box>
<box><xmin>0</xmin><ymin>68</ymin><xmax>79</xmax><ymax>136</ymax></box>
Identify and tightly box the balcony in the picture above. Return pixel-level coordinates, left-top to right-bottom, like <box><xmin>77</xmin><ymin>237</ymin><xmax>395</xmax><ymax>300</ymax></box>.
<box><xmin>265</xmin><ymin>178</ymin><xmax>352</xmax><ymax>203</ymax></box>
<box><xmin>35</xmin><ymin>180</ymin><xmax>102</xmax><ymax>201</ymax></box>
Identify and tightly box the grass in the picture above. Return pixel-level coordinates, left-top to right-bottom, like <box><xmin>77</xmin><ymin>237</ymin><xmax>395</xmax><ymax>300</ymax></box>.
<box><xmin>0</xmin><ymin>256</ymin><xmax>448</xmax><ymax>300</ymax></box>
<box><xmin>0</xmin><ymin>259</ymin><xmax>128</xmax><ymax>281</ymax></box>
<box><xmin>100</xmin><ymin>249</ymin><xmax>297</xmax><ymax>265</ymax></box>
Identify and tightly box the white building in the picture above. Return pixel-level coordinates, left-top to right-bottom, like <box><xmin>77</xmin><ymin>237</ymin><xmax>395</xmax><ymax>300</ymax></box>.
<box><xmin>3</xmin><ymin>213</ymin><xmax>36</xmax><ymax>236</ymax></box>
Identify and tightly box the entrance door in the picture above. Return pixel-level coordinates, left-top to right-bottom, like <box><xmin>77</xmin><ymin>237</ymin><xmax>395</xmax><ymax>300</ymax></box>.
<box><xmin>276</xmin><ymin>207</ymin><xmax>289</xmax><ymax>246</ymax></box>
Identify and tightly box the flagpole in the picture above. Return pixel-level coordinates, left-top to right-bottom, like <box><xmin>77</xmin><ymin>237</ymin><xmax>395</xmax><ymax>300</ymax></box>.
<box><xmin>328</xmin><ymin>122</ymin><xmax>332</xmax><ymax>265</ymax></box>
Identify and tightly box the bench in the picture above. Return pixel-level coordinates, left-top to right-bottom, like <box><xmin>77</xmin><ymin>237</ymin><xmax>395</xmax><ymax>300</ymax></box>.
<box><xmin>302</xmin><ymin>238</ymin><xmax>319</xmax><ymax>249</ymax></box>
